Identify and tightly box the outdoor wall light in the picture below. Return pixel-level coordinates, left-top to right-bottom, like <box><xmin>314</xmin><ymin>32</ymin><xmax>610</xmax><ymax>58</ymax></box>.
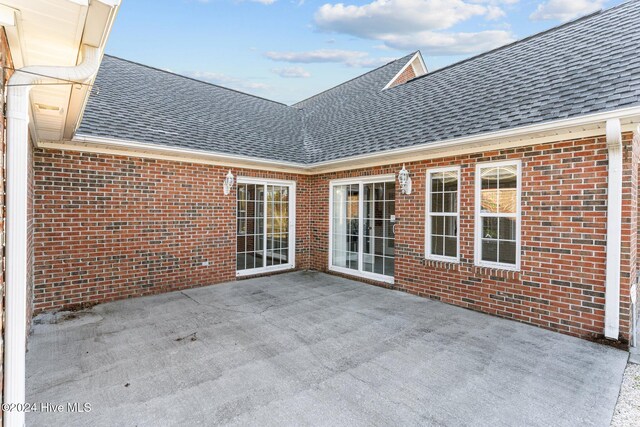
<box><xmin>223</xmin><ymin>170</ymin><xmax>235</xmax><ymax>195</ymax></box>
<box><xmin>398</xmin><ymin>164</ymin><xmax>412</xmax><ymax>195</ymax></box>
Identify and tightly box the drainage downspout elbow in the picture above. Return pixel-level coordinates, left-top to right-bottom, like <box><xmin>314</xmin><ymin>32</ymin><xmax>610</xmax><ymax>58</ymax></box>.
<box><xmin>605</xmin><ymin>118</ymin><xmax>623</xmax><ymax>340</ymax></box>
<box><xmin>3</xmin><ymin>45</ymin><xmax>101</xmax><ymax>427</ymax></box>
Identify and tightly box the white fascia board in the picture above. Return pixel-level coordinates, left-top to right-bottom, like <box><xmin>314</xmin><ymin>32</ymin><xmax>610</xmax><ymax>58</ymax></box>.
<box><xmin>53</xmin><ymin>134</ymin><xmax>309</xmax><ymax>173</ymax></box>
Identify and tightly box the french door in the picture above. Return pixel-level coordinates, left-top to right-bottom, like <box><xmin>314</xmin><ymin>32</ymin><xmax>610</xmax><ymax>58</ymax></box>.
<box><xmin>236</xmin><ymin>178</ymin><xmax>296</xmax><ymax>276</ymax></box>
<box><xmin>329</xmin><ymin>175</ymin><xmax>395</xmax><ymax>283</ymax></box>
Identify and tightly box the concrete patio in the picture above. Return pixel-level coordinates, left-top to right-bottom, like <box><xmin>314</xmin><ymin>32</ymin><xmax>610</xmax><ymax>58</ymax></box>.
<box><xmin>26</xmin><ymin>271</ymin><xmax>628</xmax><ymax>426</ymax></box>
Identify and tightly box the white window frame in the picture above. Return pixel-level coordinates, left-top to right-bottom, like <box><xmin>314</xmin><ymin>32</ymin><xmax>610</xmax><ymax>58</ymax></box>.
<box><xmin>236</xmin><ymin>177</ymin><xmax>296</xmax><ymax>277</ymax></box>
<box><xmin>474</xmin><ymin>160</ymin><xmax>522</xmax><ymax>271</ymax></box>
<box><xmin>328</xmin><ymin>174</ymin><xmax>396</xmax><ymax>284</ymax></box>
<box><xmin>425</xmin><ymin>166</ymin><xmax>461</xmax><ymax>263</ymax></box>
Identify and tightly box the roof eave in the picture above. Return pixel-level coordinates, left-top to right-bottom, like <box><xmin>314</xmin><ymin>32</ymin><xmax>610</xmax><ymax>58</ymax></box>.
<box><xmin>39</xmin><ymin>105</ymin><xmax>640</xmax><ymax>175</ymax></box>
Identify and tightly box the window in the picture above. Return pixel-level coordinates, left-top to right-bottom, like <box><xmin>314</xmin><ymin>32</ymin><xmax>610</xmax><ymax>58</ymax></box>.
<box><xmin>426</xmin><ymin>167</ymin><xmax>459</xmax><ymax>262</ymax></box>
<box><xmin>475</xmin><ymin>160</ymin><xmax>521</xmax><ymax>270</ymax></box>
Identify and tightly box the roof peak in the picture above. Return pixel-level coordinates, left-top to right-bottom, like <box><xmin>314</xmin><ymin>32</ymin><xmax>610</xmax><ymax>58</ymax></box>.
<box><xmin>292</xmin><ymin>51</ymin><xmax>418</xmax><ymax>107</ymax></box>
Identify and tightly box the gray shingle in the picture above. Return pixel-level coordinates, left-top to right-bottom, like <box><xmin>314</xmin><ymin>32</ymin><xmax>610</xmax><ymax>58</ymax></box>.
<box><xmin>78</xmin><ymin>56</ymin><xmax>307</xmax><ymax>163</ymax></box>
<box><xmin>78</xmin><ymin>0</ymin><xmax>640</xmax><ymax>165</ymax></box>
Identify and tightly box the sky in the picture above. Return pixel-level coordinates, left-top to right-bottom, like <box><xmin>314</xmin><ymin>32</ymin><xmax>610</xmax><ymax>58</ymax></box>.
<box><xmin>105</xmin><ymin>0</ymin><xmax>625</xmax><ymax>105</ymax></box>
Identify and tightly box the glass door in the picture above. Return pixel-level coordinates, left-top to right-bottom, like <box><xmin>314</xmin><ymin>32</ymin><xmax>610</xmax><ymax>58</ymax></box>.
<box><xmin>330</xmin><ymin>176</ymin><xmax>395</xmax><ymax>283</ymax></box>
<box><xmin>237</xmin><ymin>179</ymin><xmax>295</xmax><ymax>275</ymax></box>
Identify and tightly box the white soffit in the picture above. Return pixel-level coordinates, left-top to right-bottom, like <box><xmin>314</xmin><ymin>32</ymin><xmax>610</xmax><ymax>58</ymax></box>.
<box><xmin>1</xmin><ymin>0</ymin><xmax>117</xmax><ymax>143</ymax></box>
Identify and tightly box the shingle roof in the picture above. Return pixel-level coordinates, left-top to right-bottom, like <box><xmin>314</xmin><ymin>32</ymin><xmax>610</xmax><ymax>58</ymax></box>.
<box><xmin>78</xmin><ymin>56</ymin><xmax>307</xmax><ymax>163</ymax></box>
<box><xmin>78</xmin><ymin>0</ymin><xmax>640</xmax><ymax>165</ymax></box>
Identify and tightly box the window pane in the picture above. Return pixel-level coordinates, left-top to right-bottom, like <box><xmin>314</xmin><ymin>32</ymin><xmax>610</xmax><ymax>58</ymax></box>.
<box><xmin>481</xmin><ymin>189</ymin><xmax>498</xmax><ymax>213</ymax></box>
<box><xmin>237</xmin><ymin>253</ymin><xmax>245</xmax><ymax>271</ymax></box>
<box><xmin>431</xmin><ymin>173</ymin><xmax>443</xmax><ymax>192</ymax></box>
<box><xmin>444</xmin><ymin>217</ymin><xmax>457</xmax><ymax>236</ymax></box>
<box><xmin>499</xmin><ymin>217</ymin><xmax>516</xmax><ymax>241</ymax></box>
<box><xmin>385</xmin><ymin>182</ymin><xmax>396</xmax><ymax>200</ymax></box>
<box><xmin>499</xmin><ymin>166</ymin><xmax>517</xmax><ymax>188</ymax></box>
<box><xmin>499</xmin><ymin>241</ymin><xmax>516</xmax><ymax>264</ymax></box>
<box><xmin>482</xmin><ymin>217</ymin><xmax>498</xmax><ymax>239</ymax></box>
<box><xmin>445</xmin><ymin>237</ymin><xmax>457</xmax><ymax>258</ymax></box>
<box><xmin>498</xmin><ymin>189</ymin><xmax>517</xmax><ymax>214</ymax></box>
<box><xmin>443</xmin><ymin>172</ymin><xmax>458</xmax><ymax>191</ymax></box>
<box><xmin>432</xmin><ymin>216</ymin><xmax>444</xmax><ymax>235</ymax></box>
<box><xmin>443</xmin><ymin>192</ymin><xmax>457</xmax><ymax>213</ymax></box>
<box><xmin>481</xmin><ymin>167</ymin><xmax>499</xmax><ymax>213</ymax></box>
<box><xmin>482</xmin><ymin>240</ymin><xmax>498</xmax><ymax>262</ymax></box>
<box><xmin>431</xmin><ymin>235</ymin><xmax>444</xmax><ymax>256</ymax></box>
<box><xmin>374</xmin><ymin>256</ymin><xmax>384</xmax><ymax>274</ymax></box>
<box><xmin>431</xmin><ymin>193</ymin><xmax>443</xmax><ymax>213</ymax></box>
<box><xmin>238</xmin><ymin>185</ymin><xmax>247</xmax><ymax>201</ymax></box>
<box><xmin>237</xmin><ymin>235</ymin><xmax>246</xmax><ymax>253</ymax></box>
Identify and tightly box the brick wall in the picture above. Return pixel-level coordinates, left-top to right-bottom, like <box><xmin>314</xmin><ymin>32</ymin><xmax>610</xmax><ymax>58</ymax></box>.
<box><xmin>309</xmin><ymin>133</ymin><xmax>636</xmax><ymax>342</ymax></box>
<box><xmin>387</xmin><ymin>64</ymin><xmax>416</xmax><ymax>89</ymax></box>
<box><xmin>32</xmin><ymin>149</ymin><xmax>309</xmax><ymax>312</ymax></box>
<box><xmin>32</xmin><ymin>132</ymin><xmax>638</xmax><ymax>343</ymax></box>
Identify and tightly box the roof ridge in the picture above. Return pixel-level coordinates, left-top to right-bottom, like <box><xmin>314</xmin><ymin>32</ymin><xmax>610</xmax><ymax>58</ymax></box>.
<box><xmin>102</xmin><ymin>54</ymin><xmax>291</xmax><ymax>107</ymax></box>
<box><xmin>291</xmin><ymin>51</ymin><xmax>417</xmax><ymax>107</ymax></box>
<box><xmin>403</xmin><ymin>4</ymin><xmax>618</xmax><ymax>86</ymax></box>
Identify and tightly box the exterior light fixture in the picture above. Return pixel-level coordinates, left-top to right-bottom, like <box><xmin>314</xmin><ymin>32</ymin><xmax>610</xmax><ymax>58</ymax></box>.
<box><xmin>223</xmin><ymin>170</ymin><xmax>235</xmax><ymax>195</ymax></box>
<box><xmin>398</xmin><ymin>164</ymin><xmax>412</xmax><ymax>195</ymax></box>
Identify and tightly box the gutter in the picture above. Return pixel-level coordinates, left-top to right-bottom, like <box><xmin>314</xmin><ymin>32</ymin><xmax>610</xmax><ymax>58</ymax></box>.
<box><xmin>604</xmin><ymin>118</ymin><xmax>623</xmax><ymax>340</ymax></box>
<box><xmin>3</xmin><ymin>45</ymin><xmax>103</xmax><ymax>427</ymax></box>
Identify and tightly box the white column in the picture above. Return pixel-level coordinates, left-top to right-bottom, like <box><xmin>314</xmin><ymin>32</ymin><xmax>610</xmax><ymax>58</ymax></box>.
<box><xmin>605</xmin><ymin>118</ymin><xmax>622</xmax><ymax>340</ymax></box>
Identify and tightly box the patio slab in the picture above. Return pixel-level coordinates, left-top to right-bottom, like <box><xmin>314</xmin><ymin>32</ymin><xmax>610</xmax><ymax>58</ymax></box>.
<box><xmin>26</xmin><ymin>271</ymin><xmax>628</xmax><ymax>426</ymax></box>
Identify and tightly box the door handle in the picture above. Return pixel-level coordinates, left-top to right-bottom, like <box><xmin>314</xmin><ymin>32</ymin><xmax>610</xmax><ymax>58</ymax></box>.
<box><xmin>392</xmin><ymin>224</ymin><xmax>397</xmax><ymax>235</ymax></box>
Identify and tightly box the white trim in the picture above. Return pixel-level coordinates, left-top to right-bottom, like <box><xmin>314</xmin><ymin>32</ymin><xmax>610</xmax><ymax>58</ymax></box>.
<box><xmin>329</xmin><ymin>174</ymin><xmax>396</xmax><ymax>185</ymax></box>
<box><xmin>70</xmin><ymin>134</ymin><xmax>307</xmax><ymax>171</ymax></box>
<box><xmin>330</xmin><ymin>265</ymin><xmax>395</xmax><ymax>284</ymax></box>
<box><xmin>238</xmin><ymin>176</ymin><xmax>295</xmax><ymax>185</ymax></box>
<box><xmin>235</xmin><ymin>178</ymin><xmax>296</xmax><ymax>277</ymax></box>
<box><xmin>328</xmin><ymin>174</ymin><xmax>396</xmax><ymax>284</ymax></box>
<box><xmin>382</xmin><ymin>51</ymin><xmax>426</xmax><ymax>90</ymax></box>
<box><xmin>425</xmin><ymin>166</ymin><xmax>460</xmax><ymax>263</ymax></box>
<box><xmin>604</xmin><ymin>118</ymin><xmax>623</xmax><ymax>340</ymax></box>
<box><xmin>474</xmin><ymin>160</ymin><xmax>522</xmax><ymax>271</ymax></box>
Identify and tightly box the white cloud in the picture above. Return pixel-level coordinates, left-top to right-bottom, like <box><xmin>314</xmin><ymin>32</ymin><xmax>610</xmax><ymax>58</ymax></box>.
<box><xmin>530</xmin><ymin>0</ymin><xmax>604</xmax><ymax>21</ymax></box>
<box><xmin>313</xmin><ymin>0</ymin><xmax>515</xmax><ymax>56</ymax></box>
<box><xmin>315</xmin><ymin>0</ymin><xmax>492</xmax><ymax>37</ymax></box>
<box><xmin>265</xmin><ymin>49</ymin><xmax>397</xmax><ymax>68</ymax></box>
<box><xmin>265</xmin><ymin>49</ymin><xmax>367</xmax><ymax>63</ymax></box>
<box><xmin>271</xmin><ymin>66</ymin><xmax>312</xmax><ymax>78</ymax></box>
<box><xmin>185</xmin><ymin>71</ymin><xmax>270</xmax><ymax>91</ymax></box>
<box><xmin>381</xmin><ymin>30</ymin><xmax>514</xmax><ymax>54</ymax></box>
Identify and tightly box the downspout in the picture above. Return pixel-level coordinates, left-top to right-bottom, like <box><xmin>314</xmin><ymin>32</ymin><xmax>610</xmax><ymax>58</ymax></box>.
<box><xmin>605</xmin><ymin>118</ymin><xmax>623</xmax><ymax>340</ymax></box>
<box><xmin>3</xmin><ymin>45</ymin><xmax>101</xmax><ymax>427</ymax></box>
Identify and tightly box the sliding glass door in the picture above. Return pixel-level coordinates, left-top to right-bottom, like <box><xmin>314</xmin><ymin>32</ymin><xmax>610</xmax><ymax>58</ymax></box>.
<box><xmin>330</xmin><ymin>176</ymin><xmax>395</xmax><ymax>283</ymax></box>
<box><xmin>237</xmin><ymin>178</ymin><xmax>295</xmax><ymax>276</ymax></box>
